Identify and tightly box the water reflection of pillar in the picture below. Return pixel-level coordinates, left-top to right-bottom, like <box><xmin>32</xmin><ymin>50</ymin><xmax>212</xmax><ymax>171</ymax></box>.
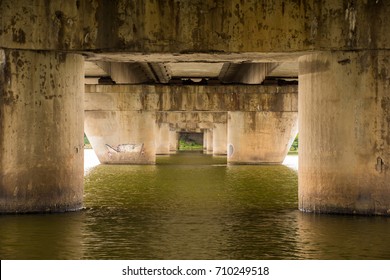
<box><xmin>295</xmin><ymin>212</ymin><xmax>390</xmax><ymax>259</ymax></box>
<box><xmin>0</xmin><ymin>211</ymin><xmax>85</xmax><ymax>259</ymax></box>
<box><xmin>299</xmin><ymin>51</ymin><xmax>390</xmax><ymax>215</ymax></box>
<box><xmin>0</xmin><ymin>49</ymin><xmax>84</xmax><ymax>213</ymax></box>
<box><xmin>223</xmin><ymin>165</ymin><xmax>300</xmax><ymax>259</ymax></box>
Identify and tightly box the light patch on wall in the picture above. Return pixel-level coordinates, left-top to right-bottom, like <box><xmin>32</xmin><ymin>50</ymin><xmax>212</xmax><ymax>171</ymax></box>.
<box><xmin>228</xmin><ymin>144</ymin><xmax>234</xmax><ymax>158</ymax></box>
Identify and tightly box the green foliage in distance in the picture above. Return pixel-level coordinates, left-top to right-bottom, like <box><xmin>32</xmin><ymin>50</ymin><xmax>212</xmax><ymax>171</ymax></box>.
<box><xmin>179</xmin><ymin>139</ymin><xmax>203</xmax><ymax>150</ymax></box>
<box><xmin>288</xmin><ymin>134</ymin><xmax>298</xmax><ymax>155</ymax></box>
<box><xmin>84</xmin><ymin>133</ymin><xmax>92</xmax><ymax>149</ymax></box>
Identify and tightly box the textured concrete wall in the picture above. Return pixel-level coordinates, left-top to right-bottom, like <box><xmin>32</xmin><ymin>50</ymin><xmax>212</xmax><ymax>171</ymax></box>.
<box><xmin>213</xmin><ymin>123</ymin><xmax>227</xmax><ymax>155</ymax></box>
<box><xmin>227</xmin><ymin>111</ymin><xmax>298</xmax><ymax>164</ymax></box>
<box><xmin>169</xmin><ymin>128</ymin><xmax>179</xmax><ymax>152</ymax></box>
<box><xmin>155</xmin><ymin>122</ymin><xmax>170</xmax><ymax>155</ymax></box>
<box><xmin>206</xmin><ymin>129</ymin><xmax>213</xmax><ymax>153</ymax></box>
<box><xmin>1</xmin><ymin>0</ymin><xmax>390</xmax><ymax>52</ymax></box>
<box><xmin>85</xmin><ymin>110</ymin><xmax>156</xmax><ymax>164</ymax></box>
<box><xmin>85</xmin><ymin>85</ymin><xmax>298</xmax><ymax>112</ymax></box>
<box><xmin>299</xmin><ymin>51</ymin><xmax>390</xmax><ymax>215</ymax></box>
<box><xmin>0</xmin><ymin>49</ymin><xmax>84</xmax><ymax>213</ymax></box>
<box><xmin>156</xmin><ymin>111</ymin><xmax>227</xmax><ymax>130</ymax></box>
<box><xmin>85</xmin><ymin>84</ymin><xmax>297</xmax><ymax>162</ymax></box>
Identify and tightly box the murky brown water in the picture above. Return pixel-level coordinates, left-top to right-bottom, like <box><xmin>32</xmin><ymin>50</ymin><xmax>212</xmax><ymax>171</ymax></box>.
<box><xmin>1</xmin><ymin>152</ymin><xmax>390</xmax><ymax>259</ymax></box>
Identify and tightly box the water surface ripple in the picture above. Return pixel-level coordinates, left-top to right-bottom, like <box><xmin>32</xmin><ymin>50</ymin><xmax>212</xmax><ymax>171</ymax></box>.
<box><xmin>1</xmin><ymin>152</ymin><xmax>389</xmax><ymax>259</ymax></box>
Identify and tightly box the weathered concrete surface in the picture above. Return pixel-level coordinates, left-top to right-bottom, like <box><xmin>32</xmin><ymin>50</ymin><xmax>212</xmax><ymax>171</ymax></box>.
<box><xmin>1</xmin><ymin>1</ymin><xmax>390</xmax><ymax>53</ymax></box>
<box><xmin>85</xmin><ymin>85</ymin><xmax>298</xmax><ymax>112</ymax></box>
<box><xmin>169</xmin><ymin>128</ymin><xmax>178</xmax><ymax>152</ymax></box>
<box><xmin>96</xmin><ymin>62</ymin><xmax>152</xmax><ymax>84</ymax></box>
<box><xmin>156</xmin><ymin>111</ymin><xmax>227</xmax><ymax>131</ymax></box>
<box><xmin>299</xmin><ymin>51</ymin><xmax>390</xmax><ymax>215</ymax></box>
<box><xmin>203</xmin><ymin>129</ymin><xmax>208</xmax><ymax>151</ymax></box>
<box><xmin>227</xmin><ymin>111</ymin><xmax>298</xmax><ymax>164</ymax></box>
<box><xmin>0</xmin><ymin>49</ymin><xmax>84</xmax><ymax>213</ymax></box>
<box><xmin>85</xmin><ymin>84</ymin><xmax>297</xmax><ymax>160</ymax></box>
<box><xmin>219</xmin><ymin>63</ymin><xmax>277</xmax><ymax>84</ymax></box>
<box><xmin>85</xmin><ymin>111</ymin><xmax>156</xmax><ymax>164</ymax></box>
<box><xmin>206</xmin><ymin>129</ymin><xmax>213</xmax><ymax>153</ymax></box>
<box><xmin>213</xmin><ymin>123</ymin><xmax>227</xmax><ymax>155</ymax></box>
<box><xmin>155</xmin><ymin>122</ymin><xmax>170</xmax><ymax>155</ymax></box>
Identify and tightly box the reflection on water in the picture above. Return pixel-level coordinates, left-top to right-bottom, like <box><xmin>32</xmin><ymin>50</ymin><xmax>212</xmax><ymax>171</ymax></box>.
<box><xmin>1</xmin><ymin>152</ymin><xmax>389</xmax><ymax>259</ymax></box>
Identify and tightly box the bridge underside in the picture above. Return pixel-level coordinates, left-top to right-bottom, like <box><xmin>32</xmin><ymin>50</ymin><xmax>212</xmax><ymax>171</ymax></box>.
<box><xmin>1</xmin><ymin>0</ymin><xmax>390</xmax><ymax>215</ymax></box>
<box><xmin>84</xmin><ymin>84</ymin><xmax>298</xmax><ymax>164</ymax></box>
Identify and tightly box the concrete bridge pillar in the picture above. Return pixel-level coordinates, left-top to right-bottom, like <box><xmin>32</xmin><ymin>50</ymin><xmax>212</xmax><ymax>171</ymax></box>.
<box><xmin>85</xmin><ymin>110</ymin><xmax>156</xmax><ymax>164</ymax></box>
<box><xmin>206</xmin><ymin>129</ymin><xmax>213</xmax><ymax>153</ymax></box>
<box><xmin>299</xmin><ymin>51</ymin><xmax>390</xmax><ymax>215</ymax></box>
<box><xmin>213</xmin><ymin>123</ymin><xmax>227</xmax><ymax>155</ymax></box>
<box><xmin>169</xmin><ymin>128</ymin><xmax>178</xmax><ymax>152</ymax></box>
<box><xmin>156</xmin><ymin>123</ymin><xmax>170</xmax><ymax>155</ymax></box>
<box><xmin>203</xmin><ymin>129</ymin><xmax>208</xmax><ymax>151</ymax></box>
<box><xmin>0</xmin><ymin>49</ymin><xmax>84</xmax><ymax>213</ymax></box>
<box><xmin>227</xmin><ymin>111</ymin><xmax>298</xmax><ymax>164</ymax></box>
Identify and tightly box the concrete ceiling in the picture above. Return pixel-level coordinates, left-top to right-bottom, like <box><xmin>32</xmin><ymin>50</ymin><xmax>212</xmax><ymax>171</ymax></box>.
<box><xmin>84</xmin><ymin>54</ymin><xmax>299</xmax><ymax>85</ymax></box>
<box><xmin>167</xmin><ymin>62</ymin><xmax>224</xmax><ymax>78</ymax></box>
<box><xmin>268</xmin><ymin>62</ymin><xmax>298</xmax><ymax>78</ymax></box>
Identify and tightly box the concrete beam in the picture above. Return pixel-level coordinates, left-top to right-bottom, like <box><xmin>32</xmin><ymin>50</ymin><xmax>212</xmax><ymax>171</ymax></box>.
<box><xmin>96</xmin><ymin>62</ymin><xmax>152</xmax><ymax>84</ymax></box>
<box><xmin>156</xmin><ymin>111</ymin><xmax>227</xmax><ymax>127</ymax></box>
<box><xmin>219</xmin><ymin>63</ymin><xmax>278</xmax><ymax>84</ymax></box>
<box><xmin>149</xmin><ymin>63</ymin><xmax>172</xmax><ymax>84</ymax></box>
<box><xmin>85</xmin><ymin>85</ymin><xmax>298</xmax><ymax>112</ymax></box>
<box><xmin>85</xmin><ymin>61</ymin><xmax>109</xmax><ymax>77</ymax></box>
<box><xmin>268</xmin><ymin>62</ymin><xmax>299</xmax><ymax>78</ymax></box>
<box><xmin>2</xmin><ymin>1</ymin><xmax>390</xmax><ymax>53</ymax></box>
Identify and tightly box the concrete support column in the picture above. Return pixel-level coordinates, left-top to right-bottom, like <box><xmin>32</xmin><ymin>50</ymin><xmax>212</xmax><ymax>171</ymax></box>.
<box><xmin>155</xmin><ymin>122</ymin><xmax>170</xmax><ymax>155</ymax></box>
<box><xmin>227</xmin><ymin>111</ymin><xmax>298</xmax><ymax>164</ymax></box>
<box><xmin>206</xmin><ymin>129</ymin><xmax>213</xmax><ymax>153</ymax></box>
<box><xmin>203</xmin><ymin>129</ymin><xmax>208</xmax><ymax>151</ymax></box>
<box><xmin>0</xmin><ymin>49</ymin><xmax>84</xmax><ymax>213</ymax></box>
<box><xmin>299</xmin><ymin>51</ymin><xmax>390</xmax><ymax>215</ymax></box>
<box><xmin>169</xmin><ymin>128</ymin><xmax>178</xmax><ymax>152</ymax></box>
<box><xmin>85</xmin><ymin>111</ymin><xmax>156</xmax><ymax>164</ymax></box>
<box><xmin>213</xmin><ymin>123</ymin><xmax>227</xmax><ymax>155</ymax></box>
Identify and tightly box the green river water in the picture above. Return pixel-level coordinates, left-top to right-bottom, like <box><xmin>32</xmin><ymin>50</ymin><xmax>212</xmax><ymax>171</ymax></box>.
<box><xmin>1</xmin><ymin>152</ymin><xmax>390</xmax><ymax>259</ymax></box>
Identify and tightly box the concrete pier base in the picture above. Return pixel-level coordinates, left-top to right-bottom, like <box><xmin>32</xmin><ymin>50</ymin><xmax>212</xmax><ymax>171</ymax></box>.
<box><xmin>227</xmin><ymin>111</ymin><xmax>298</xmax><ymax>164</ymax></box>
<box><xmin>85</xmin><ymin>111</ymin><xmax>156</xmax><ymax>164</ymax></box>
<box><xmin>169</xmin><ymin>128</ymin><xmax>178</xmax><ymax>152</ymax></box>
<box><xmin>206</xmin><ymin>129</ymin><xmax>213</xmax><ymax>154</ymax></box>
<box><xmin>156</xmin><ymin>123</ymin><xmax>170</xmax><ymax>155</ymax></box>
<box><xmin>213</xmin><ymin>123</ymin><xmax>227</xmax><ymax>155</ymax></box>
<box><xmin>203</xmin><ymin>130</ymin><xmax>208</xmax><ymax>152</ymax></box>
<box><xmin>299</xmin><ymin>51</ymin><xmax>390</xmax><ymax>215</ymax></box>
<box><xmin>0</xmin><ymin>49</ymin><xmax>84</xmax><ymax>213</ymax></box>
